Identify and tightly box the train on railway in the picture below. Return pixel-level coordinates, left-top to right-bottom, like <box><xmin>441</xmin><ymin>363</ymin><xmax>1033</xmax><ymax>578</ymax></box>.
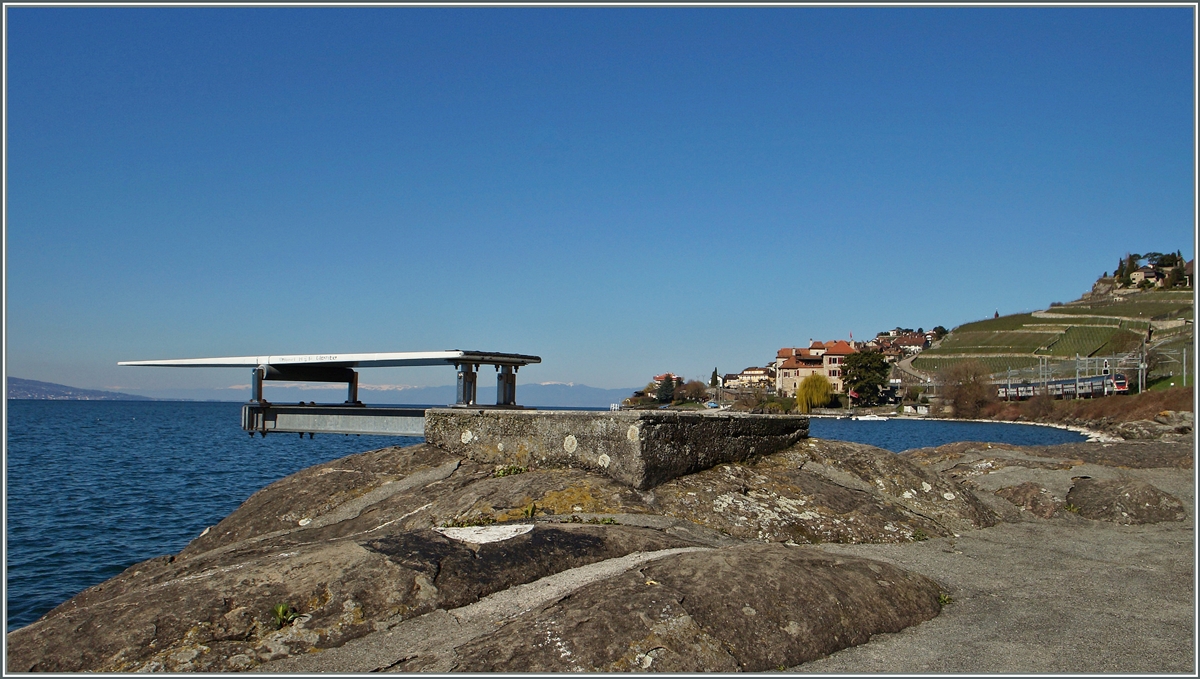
<box><xmin>996</xmin><ymin>373</ymin><xmax>1128</xmax><ymax>400</ymax></box>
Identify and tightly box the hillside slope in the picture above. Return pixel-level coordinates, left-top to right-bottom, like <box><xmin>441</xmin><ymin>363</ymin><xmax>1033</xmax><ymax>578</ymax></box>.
<box><xmin>6</xmin><ymin>377</ymin><xmax>154</xmax><ymax>401</ymax></box>
<box><xmin>913</xmin><ymin>287</ymin><xmax>1192</xmax><ymax>379</ymax></box>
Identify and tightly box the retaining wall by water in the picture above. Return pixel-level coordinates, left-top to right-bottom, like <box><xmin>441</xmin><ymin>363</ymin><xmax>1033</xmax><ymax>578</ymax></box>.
<box><xmin>424</xmin><ymin>408</ymin><xmax>809</xmax><ymax>490</ymax></box>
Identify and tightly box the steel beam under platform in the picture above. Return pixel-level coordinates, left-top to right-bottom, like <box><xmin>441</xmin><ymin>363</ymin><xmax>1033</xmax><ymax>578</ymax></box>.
<box><xmin>242</xmin><ymin>404</ymin><xmax>427</xmax><ymax>437</ymax></box>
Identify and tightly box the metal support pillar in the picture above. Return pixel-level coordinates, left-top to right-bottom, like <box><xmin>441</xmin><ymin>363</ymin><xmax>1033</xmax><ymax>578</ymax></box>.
<box><xmin>252</xmin><ymin>366</ymin><xmax>267</xmax><ymax>403</ymax></box>
<box><xmin>456</xmin><ymin>364</ymin><xmax>478</xmax><ymax>405</ymax></box>
<box><xmin>249</xmin><ymin>365</ymin><xmax>361</xmax><ymax>406</ymax></box>
<box><xmin>496</xmin><ymin>364</ymin><xmax>517</xmax><ymax>406</ymax></box>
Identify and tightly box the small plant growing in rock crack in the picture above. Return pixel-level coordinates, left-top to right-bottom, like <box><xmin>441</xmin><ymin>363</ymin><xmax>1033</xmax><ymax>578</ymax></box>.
<box><xmin>1063</xmin><ymin>503</ymin><xmax>1081</xmax><ymax>514</ymax></box>
<box><xmin>912</xmin><ymin>528</ymin><xmax>929</xmax><ymax>542</ymax></box>
<box><xmin>522</xmin><ymin>502</ymin><xmax>539</xmax><ymax>519</ymax></box>
<box><xmin>441</xmin><ymin>513</ymin><xmax>496</xmax><ymax>528</ymax></box>
<box><xmin>566</xmin><ymin>514</ymin><xmax>584</xmax><ymax>523</ymax></box>
<box><xmin>938</xmin><ymin>593</ymin><xmax>954</xmax><ymax>606</ymax></box>
<box><xmin>271</xmin><ymin>603</ymin><xmax>299</xmax><ymax>629</ymax></box>
<box><xmin>493</xmin><ymin>465</ymin><xmax>526</xmax><ymax>478</ymax></box>
<box><xmin>587</xmin><ymin>517</ymin><xmax>619</xmax><ymax>525</ymax></box>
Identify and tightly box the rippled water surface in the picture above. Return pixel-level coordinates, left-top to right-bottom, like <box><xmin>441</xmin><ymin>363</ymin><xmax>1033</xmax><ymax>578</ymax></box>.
<box><xmin>808</xmin><ymin>416</ymin><xmax>1085</xmax><ymax>451</ymax></box>
<box><xmin>5</xmin><ymin>400</ymin><xmax>419</xmax><ymax>632</ymax></box>
<box><xmin>6</xmin><ymin>400</ymin><xmax>1084</xmax><ymax>631</ymax></box>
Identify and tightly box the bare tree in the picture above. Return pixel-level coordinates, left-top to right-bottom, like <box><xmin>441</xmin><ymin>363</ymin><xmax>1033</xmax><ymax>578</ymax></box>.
<box><xmin>679</xmin><ymin>380</ymin><xmax>709</xmax><ymax>402</ymax></box>
<box><xmin>940</xmin><ymin>361</ymin><xmax>995</xmax><ymax>419</ymax></box>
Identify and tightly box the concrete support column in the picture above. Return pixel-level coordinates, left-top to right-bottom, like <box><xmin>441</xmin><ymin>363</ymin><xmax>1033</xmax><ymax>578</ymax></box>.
<box><xmin>456</xmin><ymin>364</ymin><xmax>478</xmax><ymax>405</ymax></box>
<box><xmin>496</xmin><ymin>365</ymin><xmax>517</xmax><ymax>406</ymax></box>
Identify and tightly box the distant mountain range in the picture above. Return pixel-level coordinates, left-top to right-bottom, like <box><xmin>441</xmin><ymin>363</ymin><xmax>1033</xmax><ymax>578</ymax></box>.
<box><xmin>7</xmin><ymin>377</ymin><xmax>155</xmax><ymax>401</ymax></box>
<box><xmin>275</xmin><ymin>383</ymin><xmax>635</xmax><ymax>408</ymax></box>
<box><xmin>6</xmin><ymin>377</ymin><xmax>636</xmax><ymax>408</ymax></box>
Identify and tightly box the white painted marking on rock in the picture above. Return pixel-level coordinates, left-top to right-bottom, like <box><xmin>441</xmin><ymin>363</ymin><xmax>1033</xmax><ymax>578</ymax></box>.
<box><xmin>434</xmin><ymin>524</ymin><xmax>534</xmax><ymax>544</ymax></box>
<box><xmin>943</xmin><ymin>492</ymin><xmax>956</xmax><ymax>500</ymax></box>
<box><xmin>298</xmin><ymin>518</ymin><xmax>312</xmax><ymax>526</ymax></box>
<box><xmin>921</xmin><ymin>482</ymin><xmax>932</xmax><ymax>493</ymax></box>
<box><xmin>563</xmin><ymin>434</ymin><xmax>578</xmax><ymax>453</ymax></box>
<box><xmin>461</xmin><ymin>430</ymin><xmax>473</xmax><ymax>444</ymax></box>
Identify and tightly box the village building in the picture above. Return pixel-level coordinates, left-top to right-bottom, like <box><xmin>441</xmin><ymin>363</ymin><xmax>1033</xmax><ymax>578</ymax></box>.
<box><xmin>774</xmin><ymin>340</ymin><xmax>856</xmax><ymax>397</ymax></box>
<box><xmin>891</xmin><ymin>334</ymin><xmax>930</xmax><ymax>354</ymax></box>
<box><xmin>725</xmin><ymin>366</ymin><xmax>774</xmax><ymax>390</ymax></box>
<box><xmin>651</xmin><ymin>373</ymin><xmax>681</xmax><ymax>387</ymax></box>
<box><xmin>869</xmin><ymin>330</ymin><xmax>930</xmax><ymax>361</ymax></box>
<box><xmin>1129</xmin><ymin>266</ymin><xmax>1164</xmax><ymax>287</ymax></box>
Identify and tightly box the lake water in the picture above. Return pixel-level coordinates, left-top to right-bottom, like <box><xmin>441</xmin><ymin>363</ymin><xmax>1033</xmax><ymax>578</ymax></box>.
<box><xmin>807</xmin><ymin>416</ymin><xmax>1085</xmax><ymax>451</ymax></box>
<box><xmin>4</xmin><ymin>400</ymin><xmax>1085</xmax><ymax>632</ymax></box>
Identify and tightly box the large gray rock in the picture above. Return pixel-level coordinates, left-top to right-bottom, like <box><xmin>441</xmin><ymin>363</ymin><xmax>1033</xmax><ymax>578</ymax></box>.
<box><xmin>1153</xmin><ymin>410</ymin><xmax>1194</xmax><ymax>432</ymax></box>
<box><xmin>1114</xmin><ymin>419</ymin><xmax>1181</xmax><ymax>440</ymax></box>
<box><xmin>449</xmin><ymin>543</ymin><xmax>944</xmax><ymax>672</ymax></box>
<box><xmin>5</xmin><ymin>523</ymin><xmax>699</xmax><ymax>673</ymax></box>
<box><xmin>995</xmin><ymin>482</ymin><xmax>1064</xmax><ymax>519</ymax></box>
<box><xmin>1065</xmin><ymin>477</ymin><xmax>1187</xmax><ymax>524</ymax></box>
<box><xmin>2</xmin><ymin>437</ymin><xmax>994</xmax><ymax>673</ymax></box>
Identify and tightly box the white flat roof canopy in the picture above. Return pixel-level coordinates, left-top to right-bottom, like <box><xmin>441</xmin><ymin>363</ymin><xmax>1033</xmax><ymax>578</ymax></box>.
<box><xmin>118</xmin><ymin>350</ymin><xmax>541</xmax><ymax>369</ymax></box>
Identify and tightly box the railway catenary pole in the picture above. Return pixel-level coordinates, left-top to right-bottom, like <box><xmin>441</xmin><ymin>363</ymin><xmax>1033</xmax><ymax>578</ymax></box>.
<box><xmin>1139</xmin><ymin>340</ymin><xmax>1146</xmax><ymax>393</ymax></box>
<box><xmin>1075</xmin><ymin>355</ymin><xmax>1081</xmax><ymax>400</ymax></box>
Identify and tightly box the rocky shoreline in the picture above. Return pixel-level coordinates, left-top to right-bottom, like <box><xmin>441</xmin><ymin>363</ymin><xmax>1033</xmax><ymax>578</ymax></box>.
<box><xmin>6</xmin><ymin>416</ymin><xmax>1194</xmax><ymax>673</ymax></box>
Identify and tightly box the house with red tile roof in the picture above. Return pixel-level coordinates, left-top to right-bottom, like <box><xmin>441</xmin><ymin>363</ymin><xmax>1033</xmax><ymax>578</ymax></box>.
<box><xmin>774</xmin><ymin>340</ymin><xmax>857</xmax><ymax>397</ymax></box>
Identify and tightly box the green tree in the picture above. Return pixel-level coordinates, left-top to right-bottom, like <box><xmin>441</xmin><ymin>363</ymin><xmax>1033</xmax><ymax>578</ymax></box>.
<box><xmin>842</xmin><ymin>351</ymin><xmax>890</xmax><ymax>406</ymax></box>
<box><xmin>1166</xmin><ymin>265</ymin><xmax>1184</xmax><ymax>288</ymax></box>
<box><xmin>655</xmin><ymin>376</ymin><xmax>675</xmax><ymax>403</ymax></box>
<box><xmin>710</xmin><ymin>368</ymin><xmax>720</xmax><ymax>388</ymax></box>
<box><xmin>940</xmin><ymin>361</ymin><xmax>995</xmax><ymax>419</ymax></box>
<box><xmin>795</xmin><ymin>374</ymin><xmax>833</xmax><ymax>413</ymax></box>
<box><xmin>931</xmin><ymin>326</ymin><xmax>948</xmax><ymax>340</ymax></box>
<box><xmin>1120</xmin><ymin>253</ymin><xmax>1141</xmax><ymax>287</ymax></box>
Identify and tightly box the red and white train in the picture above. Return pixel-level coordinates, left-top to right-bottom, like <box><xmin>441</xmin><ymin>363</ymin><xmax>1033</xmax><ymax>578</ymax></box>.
<box><xmin>996</xmin><ymin>373</ymin><xmax>1129</xmax><ymax>400</ymax></box>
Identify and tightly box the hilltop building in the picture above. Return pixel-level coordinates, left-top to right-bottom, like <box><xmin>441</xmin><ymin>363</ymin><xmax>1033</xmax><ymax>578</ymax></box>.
<box><xmin>1129</xmin><ymin>266</ymin><xmax>1164</xmax><ymax>286</ymax></box>
<box><xmin>868</xmin><ymin>330</ymin><xmax>931</xmax><ymax>358</ymax></box>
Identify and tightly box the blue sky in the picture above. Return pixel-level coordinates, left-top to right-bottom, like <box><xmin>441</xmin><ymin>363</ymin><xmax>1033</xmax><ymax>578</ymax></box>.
<box><xmin>4</xmin><ymin>6</ymin><xmax>1195</xmax><ymax>399</ymax></box>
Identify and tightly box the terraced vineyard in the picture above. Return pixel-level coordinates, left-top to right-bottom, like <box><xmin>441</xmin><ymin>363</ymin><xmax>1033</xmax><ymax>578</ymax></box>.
<box><xmin>912</xmin><ymin>355</ymin><xmax>1042</xmax><ymax>374</ymax></box>
<box><xmin>1040</xmin><ymin>301</ymin><xmax>1190</xmax><ymax>320</ymax></box>
<box><xmin>932</xmin><ymin>331</ymin><xmax>1057</xmax><ymax>353</ymax></box>
<box><xmin>1039</xmin><ymin>325</ymin><xmax>1119</xmax><ymax>357</ymax></box>
<box><xmin>911</xmin><ymin>286</ymin><xmax>1192</xmax><ymax>378</ymax></box>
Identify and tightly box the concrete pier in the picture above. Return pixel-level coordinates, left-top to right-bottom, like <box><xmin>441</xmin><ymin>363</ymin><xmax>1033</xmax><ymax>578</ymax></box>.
<box><xmin>425</xmin><ymin>408</ymin><xmax>809</xmax><ymax>490</ymax></box>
